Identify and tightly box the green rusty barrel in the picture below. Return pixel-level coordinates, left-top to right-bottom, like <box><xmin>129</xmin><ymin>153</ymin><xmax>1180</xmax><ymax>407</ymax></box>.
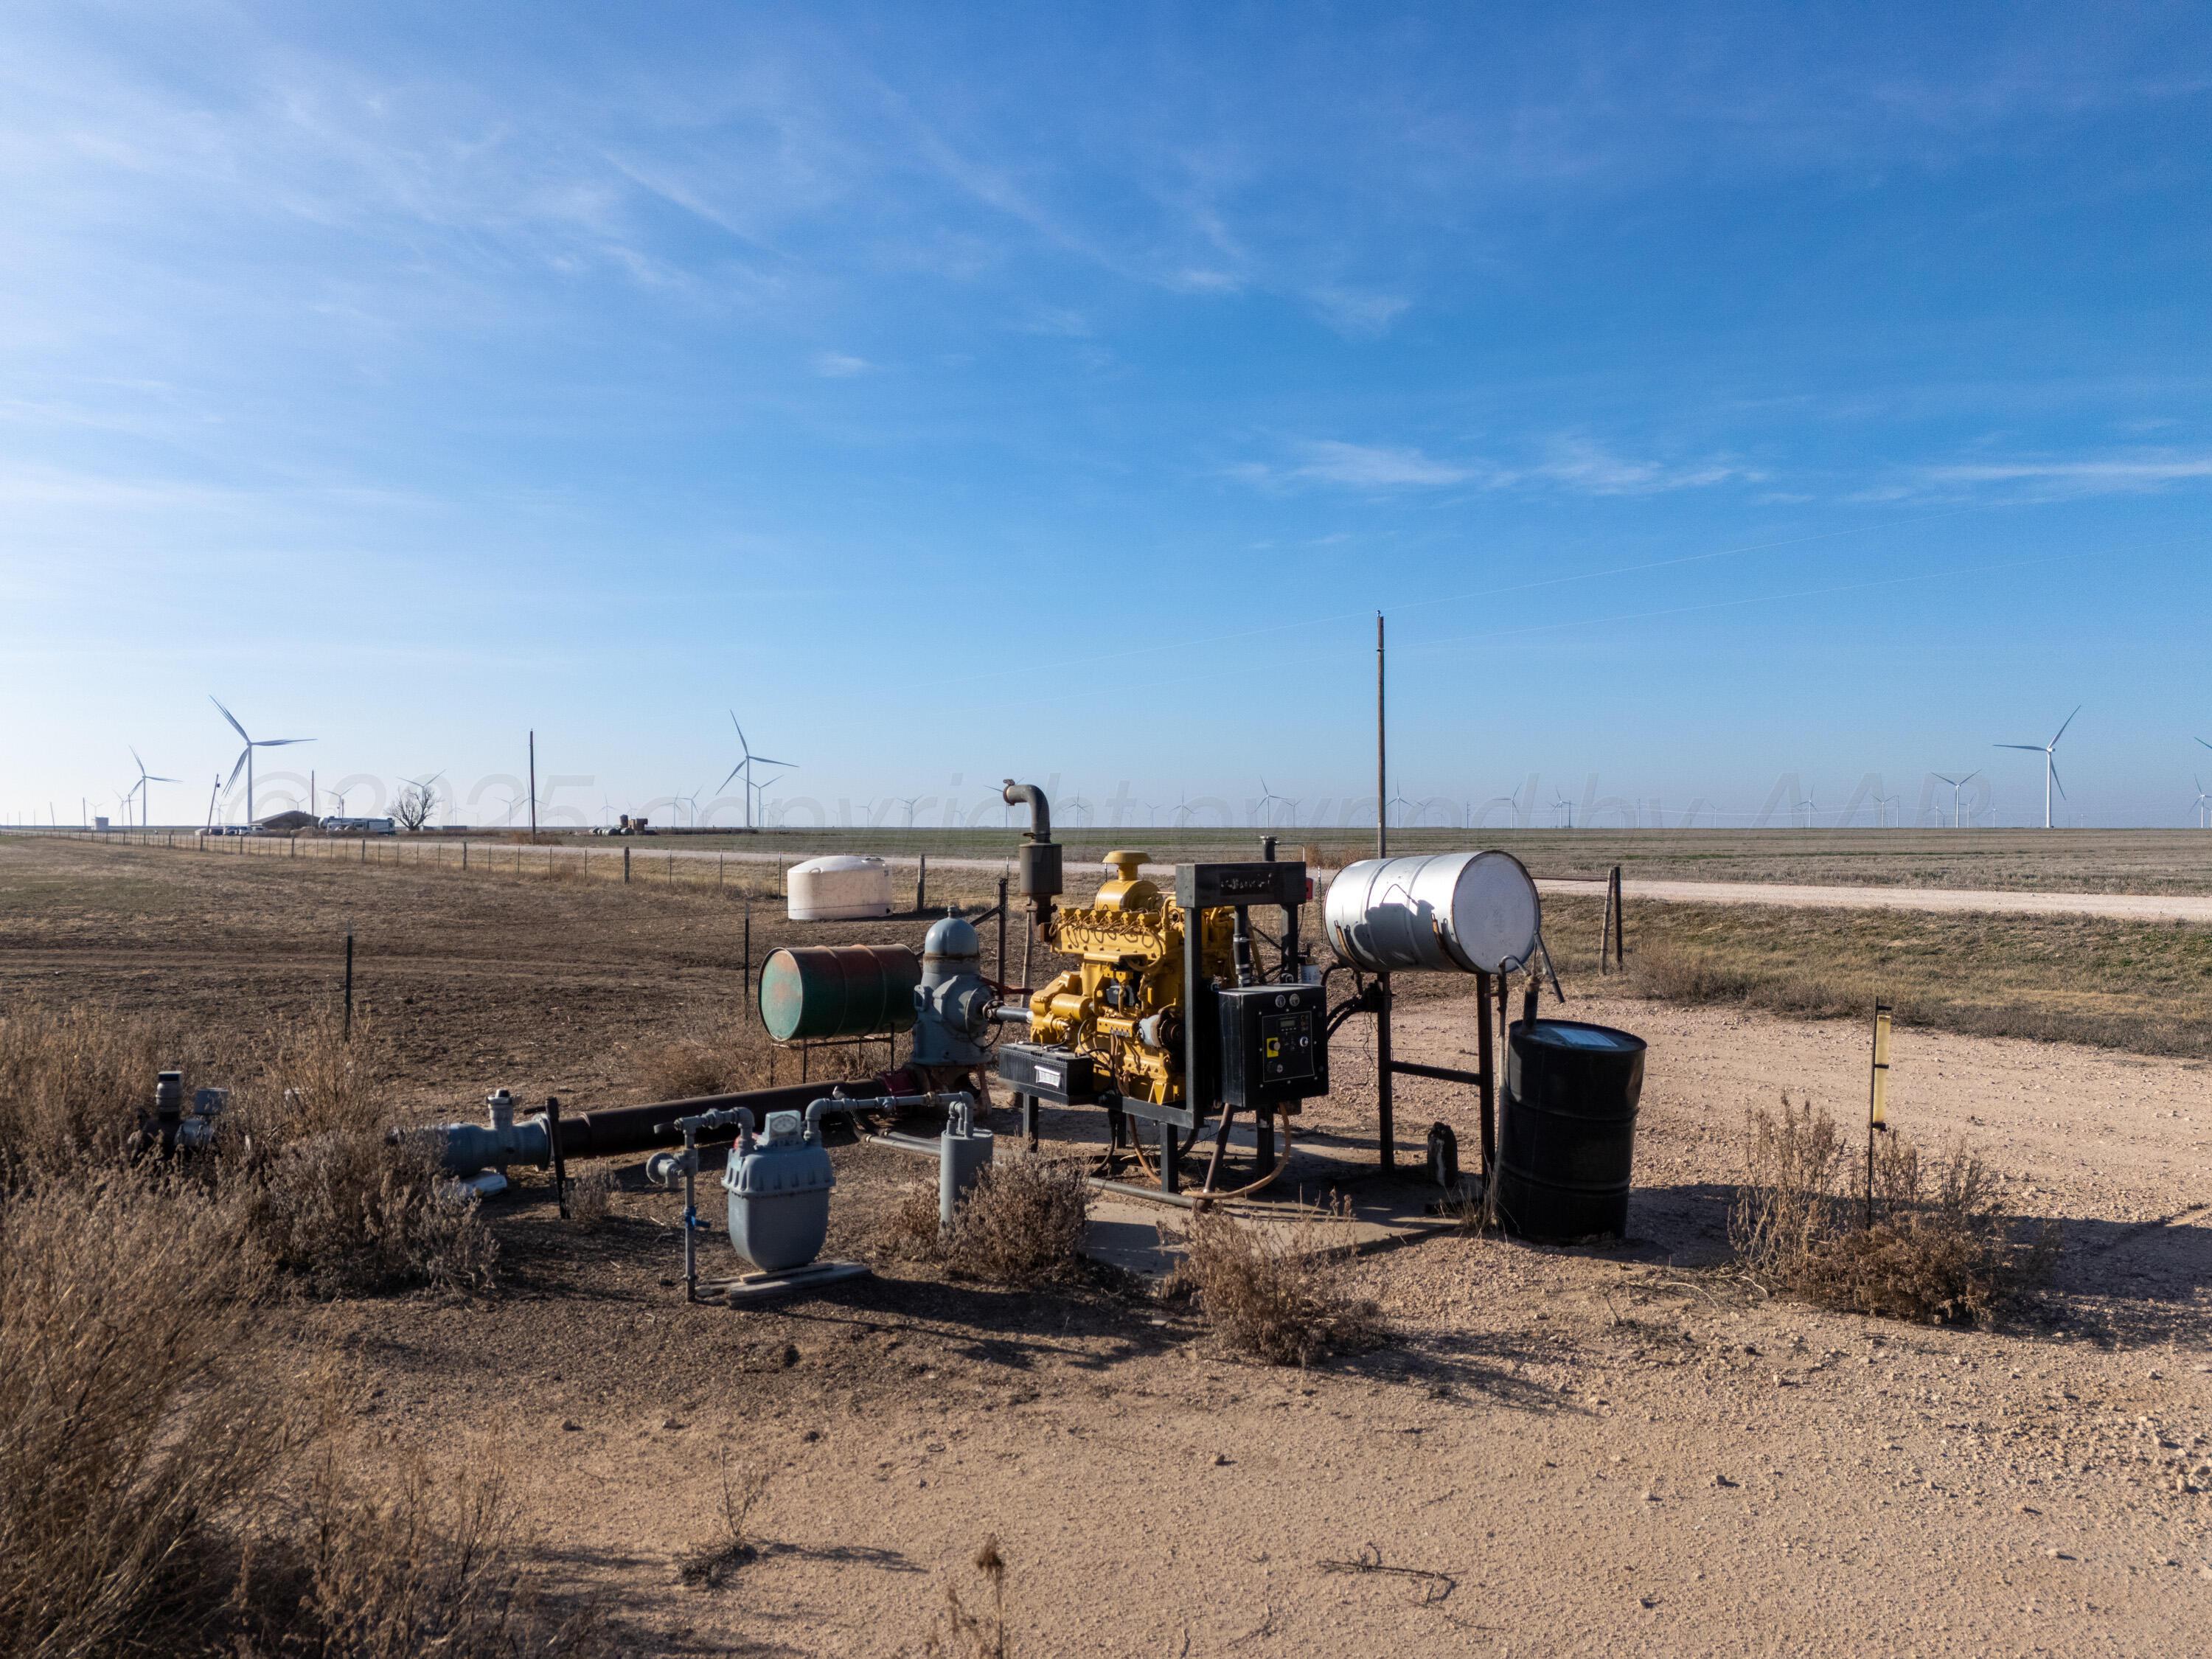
<box><xmin>758</xmin><ymin>945</ymin><xmax>920</xmax><ymax>1042</ymax></box>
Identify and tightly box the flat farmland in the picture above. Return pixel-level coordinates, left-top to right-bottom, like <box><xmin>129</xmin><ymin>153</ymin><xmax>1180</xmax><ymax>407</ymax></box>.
<box><xmin>4</xmin><ymin>833</ymin><xmax>2211</xmax><ymax>1655</ymax></box>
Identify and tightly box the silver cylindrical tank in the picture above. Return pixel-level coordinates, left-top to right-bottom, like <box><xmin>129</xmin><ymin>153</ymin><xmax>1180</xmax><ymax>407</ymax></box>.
<box><xmin>1324</xmin><ymin>850</ymin><xmax>1542</xmax><ymax>975</ymax></box>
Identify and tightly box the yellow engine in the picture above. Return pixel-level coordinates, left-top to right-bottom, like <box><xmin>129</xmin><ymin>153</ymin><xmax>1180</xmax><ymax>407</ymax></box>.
<box><xmin>1025</xmin><ymin>852</ymin><xmax>1234</xmax><ymax>1108</ymax></box>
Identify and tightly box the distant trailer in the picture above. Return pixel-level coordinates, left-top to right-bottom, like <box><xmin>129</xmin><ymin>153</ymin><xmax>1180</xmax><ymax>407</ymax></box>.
<box><xmin>320</xmin><ymin>816</ymin><xmax>397</xmax><ymax>835</ymax></box>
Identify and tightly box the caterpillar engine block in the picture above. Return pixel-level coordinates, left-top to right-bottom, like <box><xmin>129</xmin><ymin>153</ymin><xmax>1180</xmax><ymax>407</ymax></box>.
<box><xmin>1023</xmin><ymin>851</ymin><xmax>1234</xmax><ymax>1109</ymax></box>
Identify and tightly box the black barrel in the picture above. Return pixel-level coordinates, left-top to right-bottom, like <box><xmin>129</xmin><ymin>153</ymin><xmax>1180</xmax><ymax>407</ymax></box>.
<box><xmin>1494</xmin><ymin>1018</ymin><xmax>1646</xmax><ymax>1240</ymax></box>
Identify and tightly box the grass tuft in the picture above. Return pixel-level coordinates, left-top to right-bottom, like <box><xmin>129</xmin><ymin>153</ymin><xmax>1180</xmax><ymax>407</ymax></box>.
<box><xmin>675</xmin><ymin>1453</ymin><xmax>770</xmax><ymax>1590</ymax></box>
<box><xmin>877</xmin><ymin>1158</ymin><xmax>1092</xmax><ymax>1287</ymax></box>
<box><xmin>0</xmin><ymin>1004</ymin><xmax>183</xmax><ymax>1172</ymax></box>
<box><xmin>1729</xmin><ymin>1093</ymin><xmax>2059</xmax><ymax>1326</ymax></box>
<box><xmin>566</xmin><ymin>1165</ymin><xmax>617</xmax><ymax>1225</ymax></box>
<box><xmin>1172</xmin><ymin>1203</ymin><xmax>1384</xmax><ymax>1366</ymax></box>
<box><xmin>923</xmin><ymin>1535</ymin><xmax>1012</xmax><ymax>1658</ymax></box>
<box><xmin>0</xmin><ymin>1169</ymin><xmax>279</xmax><ymax>1659</ymax></box>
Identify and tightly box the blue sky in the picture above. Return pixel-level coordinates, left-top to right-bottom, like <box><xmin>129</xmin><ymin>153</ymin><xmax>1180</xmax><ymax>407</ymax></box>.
<box><xmin>4</xmin><ymin>1</ymin><xmax>2208</xmax><ymax>830</ymax></box>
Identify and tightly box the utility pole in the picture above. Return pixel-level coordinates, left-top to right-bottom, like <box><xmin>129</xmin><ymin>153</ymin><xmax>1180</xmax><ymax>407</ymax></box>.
<box><xmin>1374</xmin><ymin>610</ymin><xmax>1393</xmax><ymax>1171</ymax></box>
<box><xmin>1375</xmin><ymin>611</ymin><xmax>1388</xmax><ymax>860</ymax></box>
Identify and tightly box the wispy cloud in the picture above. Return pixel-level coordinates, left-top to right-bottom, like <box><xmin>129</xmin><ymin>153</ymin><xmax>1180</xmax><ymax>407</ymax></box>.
<box><xmin>1238</xmin><ymin>436</ymin><xmax>1752</xmax><ymax>494</ymax></box>
<box><xmin>812</xmin><ymin>351</ymin><xmax>874</xmax><ymax>377</ymax></box>
<box><xmin>1918</xmin><ymin>451</ymin><xmax>2212</xmax><ymax>495</ymax></box>
<box><xmin>1291</xmin><ymin>440</ymin><xmax>1481</xmax><ymax>487</ymax></box>
<box><xmin>1528</xmin><ymin>437</ymin><xmax>1757</xmax><ymax>494</ymax></box>
<box><xmin>1307</xmin><ymin>287</ymin><xmax>1411</xmax><ymax>336</ymax></box>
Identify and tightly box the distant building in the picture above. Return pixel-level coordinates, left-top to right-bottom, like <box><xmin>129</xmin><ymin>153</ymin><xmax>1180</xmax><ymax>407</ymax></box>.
<box><xmin>319</xmin><ymin>815</ymin><xmax>397</xmax><ymax>835</ymax></box>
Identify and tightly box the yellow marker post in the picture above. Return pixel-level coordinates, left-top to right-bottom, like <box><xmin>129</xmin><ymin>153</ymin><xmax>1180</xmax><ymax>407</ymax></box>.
<box><xmin>1865</xmin><ymin>998</ymin><xmax>1893</xmax><ymax>1227</ymax></box>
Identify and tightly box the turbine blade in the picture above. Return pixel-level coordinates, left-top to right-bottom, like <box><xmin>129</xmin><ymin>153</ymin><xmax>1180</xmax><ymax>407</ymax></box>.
<box><xmin>716</xmin><ymin>763</ymin><xmax>743</xmax><ymax>793</ymax></box>
<box><xmin>2051</xmin><ymin>762</ymin><xmax>2067</xmax><ymax>800</ymax></box>
<box><xmin>750</xmin><ymin>755</ymin><xmax>793</xmax><ymax>768</ymax></box>
<box><xmin>2198</xmin><ymin>737</ymin><xmax>2212</xmax><ymax>752</ymax></box>
<box><xmin>131</xmin><ymin>745</ymin><xmax>145</xmax><ymax>772</ymax></box>
<box><xmin>209</xmin><ymin>696</ymin><xmax>249</xmax><ymax>742</ymax></box>
<box><xmin>1994</xmin><ymin>744</ymin><xmax>2043</xmax><ymax>751</ymax></box>
<box><xmin>226</xmin><ymin>748</ymin><xmax>249</xmax><ymax>790</ymax></box>
<box><xmin>148</xmin><ymin>773</ymin><xmax>178</xmax><ymax>783</ymax></box>
<box><xmin>2051</xmin><ymin>703</ymin><xmax>2081</xmax><ymax>746</ymax></box>
<box><xmin>257</xmin><ymin>738</ymin><xmax>312</xmax><ymax>747</ymax></box>
<box><xmin>1962</xmin><ymin>771</ymin><xmax>1980</xmax><ymax>785</ymax></box>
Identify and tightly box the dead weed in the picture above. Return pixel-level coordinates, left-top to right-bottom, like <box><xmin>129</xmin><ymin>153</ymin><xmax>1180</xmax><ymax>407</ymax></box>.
<box><xmin>675</xmin><ymin>1453</ymin><xmax>770</xmax><ymax>1590</ymax></box>
<box><xmin>1172</xmin><ymin>1203</ymin><xmax>1384</xmax><ymax>1366</ymax></box>
<box><xmin>1730</xmin><ymin>1093</ymin><xmax>2058</xmax><ymax>1326</ymax></box>
<box><xmin>877</xmin><ymin>1158</ymin><xmax>1091</xmax><ymax>1287</ymax></box>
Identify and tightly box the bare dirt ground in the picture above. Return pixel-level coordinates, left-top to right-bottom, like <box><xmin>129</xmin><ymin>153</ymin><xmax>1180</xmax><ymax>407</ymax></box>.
<box><xmin>5</xmin><ymin>837</ymin><xmax>2211</xmax><ymax>1655</ymax></box>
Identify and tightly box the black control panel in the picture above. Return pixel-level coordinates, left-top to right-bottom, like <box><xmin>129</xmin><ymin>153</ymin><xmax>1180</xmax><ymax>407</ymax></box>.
<box><xmin>1214</xmin><ymin>982</ymin><xmax>1329</xmax><ymax>1110</ymax></box>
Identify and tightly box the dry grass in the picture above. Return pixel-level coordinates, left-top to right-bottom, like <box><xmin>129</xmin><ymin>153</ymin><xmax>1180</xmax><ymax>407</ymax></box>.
<box><xmin>0</xmin><ymin>1002</ymin><xmax>495</xmax><ymax>1300</ymax></box>
<box><xmin>250</xmin><ymin>1430</ymin><xmax>605</xmax><ymax>1658</ymax></box>
<box><xmin>945</xmin><ymin>1158</ymin><xmax>1091</xmax><ymax>1285</ymax></box>
<box><xmin>675</xmin><ymin>1453</ymin><xmax>770</xmax><ymax>1590</ymax></box>
<box><xmin>0</xmin><ymin>1169</ymin><xmax>279</xmax><ymax>1659</ymax></box>
<box><xmin>1729</xmin><ymin>1094</ymin><xmax>2059</xmax><ymax>1326</ymax></box>
<box><xmin>921</xmin><ymin>1536</ymin><xmax>1012</xmax><ymax>1659</ymax></box>
<box><xmin>0</xmin><ymin>1161</ymin><xmax>585</xmax><ymax>1658</ymax></box>
<box><xmin>229</xmin><ymin>1007</ymin><xmax>497</xmax><ymax>1298</ymax></box>
<box><xmin>1172</xmin><ymin>1203</ymin><xmax>1384</xmax><ymax>1366</ymax></box>
<box><xmin>566</xmin><ymin>1164</ymin><xmax>616</xmax><ymax>1225</ymax></box>
<box><xmin>1605</xmin><ymin>900</ymin><xmax>2212</xmax><ymax>1057</ymax></box>
<box><xmin>240</xmin><ymin>1129</ymin><xmax>497</xmax><ymax>1298</ymax></box>
<box><xmin>0</xmin><ymin>1003</ymin><xmax>183</xmax><ymax>1171</ymax></box>
<box><xmin>639</xmin><ymin>1014</ymin><xmax>781</xmax><ymax>1100</ymax></box>
<box><xmin>878</xmin><ymin>1158</ymin><xmax>1092</xmax><ymax>1286</ymax></box>
<box><xmin>877</xmin><ymin>1181</ymin><xmax>947</xmax><ymax>1264</ymax></box>
<box><xmin>236</xmin><ymin>1003</ymin><xmax>386</xmax><ymax>1148</ymax></box>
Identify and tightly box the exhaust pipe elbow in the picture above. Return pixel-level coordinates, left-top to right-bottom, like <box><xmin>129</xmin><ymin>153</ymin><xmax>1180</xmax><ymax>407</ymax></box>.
<box><xmin>1001</xmin><ymin>779</ymin><xmax>1052</xmax><ymax>843</ymax></box>
<box><xmin>1002</xmin><ymin>780</ymin><xmax>1062</xmax><ymax>925</ymax></box>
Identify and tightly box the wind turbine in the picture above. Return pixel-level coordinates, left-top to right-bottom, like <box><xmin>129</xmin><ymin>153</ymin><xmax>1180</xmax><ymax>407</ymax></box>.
<box><xmin>896</xmin><ymin>794</ymin><xmax>923</xmax><ymax>829</ymax></box>
<box><xmin>210</xmin><ymin>697</ymin><xmax>312</xmax><ymax>828</ymax></box>
<box><xmin>1798</xmin><ymin>787</ymin><xmax>1820</xmax><ymax>830</ymax></box>
<box><xmin>2191</xmin><ymin>777</ymin><xmax>2210</xmax><ymax>831</ymax></box>
<box><xmin>1253</xmin><ymin>778</ymin><xmax>1289</xmax><ymax>828</ymax></box>
<box><xmin>1874</xmin><ymin>789</ymin><xmax>1902</xmax><ymax>828</ymax></box>
<box><xmin>1387</xmin><ymin>779</ymin><xmax>1413</xmax><ymax>830</ymax></box>
<box><xmin>716</xmin><ymin>714</ymin><xmax>793</xmax><ymax>834</ymax></box>
<box><xmin>747</xmin><ymin>769</ymin><xmax>788</xmax><ymax>830</ymax></box>
<box><xmin>1553</xmin><ymin>793</ymin><xmax>1574</xmax><ymax>830</ymax></box>
<box><xmin>1933</xmin><ymin>770</ymin><xmax>1980</xmax><ymax>829</ymax></box>
<box><xmin>128</xmin><ymin>747</ymin><xmax>178</xmax><ymax>829</ymax></box>
<box><xmin>1996</xmin><ymin>705</ymin><xmax>2079</xmax><ymax>830</ymax></box>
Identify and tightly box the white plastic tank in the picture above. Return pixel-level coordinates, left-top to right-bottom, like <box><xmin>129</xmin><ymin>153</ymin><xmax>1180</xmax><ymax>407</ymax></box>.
<box><xmin>786</xmin><ymin>854</ymin><xmax>893</xmax><ymax>922</ymax></box>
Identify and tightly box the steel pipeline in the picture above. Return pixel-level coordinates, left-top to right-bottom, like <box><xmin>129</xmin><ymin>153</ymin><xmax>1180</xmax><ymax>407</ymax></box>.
<box><xmin>410</xmin><ymin>1077</ymin><xmax>891</xmax><ymax>1175</ymax></box>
